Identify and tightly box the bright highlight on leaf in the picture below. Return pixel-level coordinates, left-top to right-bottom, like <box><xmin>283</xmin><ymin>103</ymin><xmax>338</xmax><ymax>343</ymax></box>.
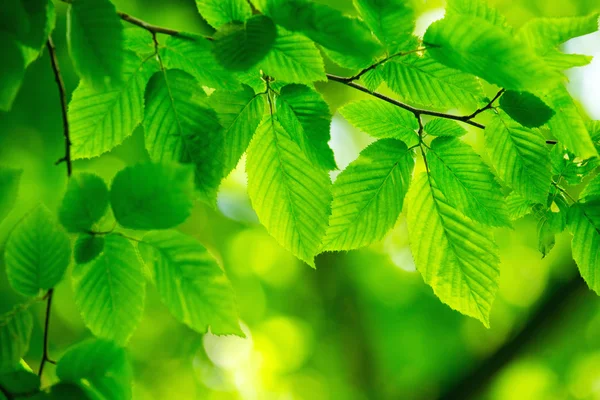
<box><xmin>5</xmin><ymin>205</ymin><xmax>71</xmax><ymax>297</ymax></box>
<box><xmin>407</xmin><ymin>173</ymin><xmax>500</xmax><ymax>327</ymax></box>
<box><xmin>323</xmin><ymin>139</ymin><xmax>415</xmax><ymax>251</ymax></box>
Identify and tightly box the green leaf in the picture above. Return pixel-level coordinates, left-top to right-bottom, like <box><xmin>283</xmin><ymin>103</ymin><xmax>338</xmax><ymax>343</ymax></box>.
<box><xmin>498</xmin><ymin>90</ymin><xmax>555</xmax><ymax>128</ymax></box>
<box><xmin>543</xmin><ymin>85</ymin><xmax>598</xmax><ymax>160</ymax></box>
<box><xmin>506</xmin><ymin>191</ymin><xmax>533</xmax><ymax>220</ymax></box>
<box><xmin>0</xmin><ymin>34</ymin><xmax>25</xmax><ymax>112</ymax></box>
<box><xmin>110</xmin><ymin>163</ymin><xmax>195</xmax><ymax>230</ymax></box>
<box><xmin>195</xmin><ymin>0</ymin><xmax>252</xmax><ymax>28</ymax></box>
<box><xmin>160</xmin><ymin>35</ymin><xmax>240</xmax><ymax>91</ymax></box>
<box><xmin>446</xmin><ymin>0</ymin><xmax>510</xmax><ymax>30</ymax></box>
<box><xmin>256</xmin><ymin>0</ymin><xmax>383</xmax><ymax>68</ymax></box>
<box><xmin>0</xmin><ymin>167</ymin><xmax>21</xmax><ymax>224</ymax></box>
<box><xmin>424</xmin><ymin>118</ymin><xmax>467</xmax><ymax>137</ymax></box>
<box><xmin>589</xmin><ymin>121</ymin><xmax>600</xmax><ymax>153</ymax></box>
<box><xmin>67</xmin><ymin>0</ymin><xmax>124</xmax><ymax>87</ymax></box>
<box><xmin>210</xmin><ymin>86</ymin><xmax>266</xmax><ymax>175</ymax></box>
<box><xmin>74</xmin><ymin>234</ymin><xmax>104</xmax><ymax>264</ymax></box>
<box><xmin>29</xmin><ymin>383</ymin><xmax>90</xmax><ymax>400</ymax></box>
<box><xmin>0</xmin><ymin>1</ymin><xmax>29</xmax><ymax>37</ymax></box>
<box><xmin>0</xmin><ymin>308</ymin><xmax>33</xmax><ymax>374</ymax></box>
<box><xmin>550</xmin><ymin>145</ymin><xmax>599</xmax><ymax>186</ymax></box>
<box><xmin>427</xmin><ymin>137</ymin><xmax>510</xmax><ymax>227</ymax></box>
<box><xmin>568</xmin><ymin>203</ymin><xmax>600</xmax><ymax>294</ymax></box>
<box><xmin>212</xmin><ymin>15</ymin><xmax>277</xmax><ymax>71</ymax></box>
<box><xmin>276</xmin><ymin>84</ymin><xmax>336</xmax><ymax>170</ymax></box>
<box><xmin>323</xmin><ymin>139</ymin><xmax>415</xmax><ymax>251</ymax></box>
<box><xmin>382</xmin><ymin>54</ymin><xmax>484</xmax><ymax>109</ymax></box>
<box><xmin>138</xmin><ymin>230</ymin><xmax>242</xmax><ymax>336</ymax></box>
<box><xmin>359</xmin><ymin>66</ymin><xmax>385</xmax><ymax>92</ymax></box>
<box><xmin>0</xmin><ymin>367</ymin><xmax>40</xmax><ymax>396</ymax></box>
<box><xmin>536</xmin><ymin>193</ymin><xmax>568</xmax><ymax>258</ymax></box>
<box><xmin>123</xmin><ymin>28</ymin><xmax>155</xmax><ymax>58</ymax></box>
<box><xmin>424</xmin><ymin>15</ymin><xmax>562</xmax><ymax>91</ymax></box>
<box><xmin>19</xmin><ymin>0</ymin><xmax>56</xmax><ymax>67</ymax></box>
<box><xmin>406</xmin><ymin>173</ymin><xmax>500</xmax><ymax>327</ymax></box>
<box><xmin>72</xmin><ymin>234</ymin><xmax>144</xmax><ymax>345</ymax></box>
<box><xmin>56</xmin><ymin>339</ymin><xmax>132</xmax><ymax>400</ymax></box>
<box><xmin>339</xmin><ymin>99</ymin><xmax>418</xmax><ymax>146</ymax></box>
<box><xmin>69</xmin><ymin>52</ymin><xmax>159</xmax><ymax>159</ymax></box>
<box><xmin>246</xmin><ymin>116</ymin><xmax>331</xmax><ymax>266</ymax></box>
<box><xmin>59</xmin><ymin>173</ymin><xmax>109</xmax><ymax>233</ymax></box>
<box><xmin>484</xmin><ymin>113</ymin><xmax>551</xmax><ymax>204</ymax></box>
<box><xmin>5</xmin><ymin>205</ymin><xmax>71</xmax><ymax>297</ymax></box>
<box><xmin>580</xmin><ymin>174</ymin><xmax>600</xmax><ymax>204</ymax></box>
<box><xmin>518</xmin><ymin>13</ymin><xmax>599</xmax><ymax>70</ymax></box>
<box><xmin>353</xmin><ymin>0</ymin><xmax>415</xmax><ymax>53</ymax></box>
<box><xmin>143</xmin><ymin>69</ymin><xmax>225</xmax><ymax>204</ymax></box>
<box><xmin>257</xmin><ymin>27</ymin><xmax>327</xmax><ymax>84</ymax></box>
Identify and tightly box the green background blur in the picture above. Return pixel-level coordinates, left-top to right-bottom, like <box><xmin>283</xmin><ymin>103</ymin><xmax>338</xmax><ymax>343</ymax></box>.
<box><xmin>1</xmin><ymin>0</ymin><xmax>600</xmax><ymax>399</ymax></box>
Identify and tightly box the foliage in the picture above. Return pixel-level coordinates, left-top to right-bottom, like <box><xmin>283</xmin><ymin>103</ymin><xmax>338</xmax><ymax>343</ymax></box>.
<box><xmin>0</xmin><ymin>0</ymin><xmax>599</xmax><ymax>398</ymax></box>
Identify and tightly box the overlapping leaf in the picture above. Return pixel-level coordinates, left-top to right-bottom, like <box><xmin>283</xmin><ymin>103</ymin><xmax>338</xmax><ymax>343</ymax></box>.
<box><xmin>382</xmin><ymin>54</ymin><xmax>484</xmax><ymax>109</ymax></box>
<box><xmin>0</xmin><ymin>308</ymin><xmax>33</xmax><ymax>374</ymax></box>
<box><xmin>427</xmin><ymin>137</ymin><xmax>510</xmax><ymax>227</ymax></box>
<box><xmin>5</xmin><ymin>205</ymin><xmax>71</xmax><ymax>297</ymax></box>
<box><xmin>69</xmin><ymin>52</ymin><xmax>158</xmax><ymax>159</ymax></box>
<box><xmin>339</xmin><ymin>99</ymin><xmax>418</xmax><ymax>146</ymax></box>
<box><xmin>406</xmin><ymin>173</ymin><xmax>500</xmax><ymax>327</ymax></box>
<box><xmin>67</xmin><ymin>0</ymin><xmax>124</xmax><ymax>87</ymax></box>
<box><xmin>246</xmin><ymin>116</ymin><xmax>331</xmax><ymax>266</ymax></box>
<box><xmin>424</xmin><ymin>15</ymin><xmax>562</xmax><ymax>91</ymax></box>
<box><xmin>59</xmin><ymin>173</ymin><xmax>109</xmax><ymax>232</ymax></box>
<box><xmin>195</xmin><ymin>0</ymin><xmax>252</xmax><ymax>28</ymax></box>
<box><xmin>484</xmin><ymin>113</ymin><xmax>551</xmax><ymax>204</ymax></box>
<box><xmin>424</xmin><ymin>118</ymin><xmax>467</xmax><ymax>137</ymax></box>
<box><xmin>276</xmin><ymin>84</ymin><xmax>336</xmax><ymax>170</ymax></box>
<box><xmin>143</xmin><ymin>69</ymin><xmax>225</xmax><ymax>203</ymax></box>
<box><xmin>568</xmin><ymin>202</ymin><xmax>600</xmax><ymax>293</ymax></box>
<box><xmin>323</xmin><ymin>139</ymin><xmax>414</xmax><ymax>251</ymax></box>
<box><xmin>446</xmin><ymin>0</ymin><xmax>510</xmax><ymax>30</ymax></box>
<box><xmin>138</xmin><ymin>230</ymin><xmax>242</xmax><ymax>336</ymax></box>
<box><xmin>498</xmin><ymin>90</ymin><xmax>554</xmax><ymax>128</ymax></box>
<box><xmin>72</xmin><ymin>234</ymin><xmax>145</xmax><ymax>345</ymax></box>
<box><xmin>110</xmin><ymin>163</ymin><xmax>194</xmax><ymax>230</ymax></box>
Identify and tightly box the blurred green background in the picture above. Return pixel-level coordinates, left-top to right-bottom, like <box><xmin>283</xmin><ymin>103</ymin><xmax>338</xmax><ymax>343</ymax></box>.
<box><xmin>1</xmin><ymin>0</ymin><xmax>600</xmax><ymax>399</ymax></box>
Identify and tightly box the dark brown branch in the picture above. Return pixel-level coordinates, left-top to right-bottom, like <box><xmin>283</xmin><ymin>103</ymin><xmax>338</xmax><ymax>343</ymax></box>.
<box><xmin>437</xmin><ymin>272</ymin><xmax>585</xmax><ymax>400</ymax></box>
<box><xmin>117</xmin><ymin>11</ymin><xmax>183</xmax><ymax>37</ymax></box>
<box><xmin>37</xmin><ymin>288</ymin><xmax>54</xmax><ymax>377</ymax></box>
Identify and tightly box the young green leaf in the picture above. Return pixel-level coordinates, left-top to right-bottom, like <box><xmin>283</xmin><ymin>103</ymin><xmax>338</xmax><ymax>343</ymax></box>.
<box><xmin>195</xmin><ymin>0</ymin><xmax>252</xmax><ymax>28</ymax></box>
<box><xmin>360</xmin><ymin>66</ymin><xmax>385</xmax><ymax>92</ymax></box>
<box><xmin>550</xmin><ymin>145</ymin><xmax>599</xmax><ymax>186</ymax></box>
<box><xmin>5</xmin><ymin>205</ymin><xmax>71</xmax><ymax>297</ymax></box>
<box><xmin>339</xmin><ymin>99</ymin><xmax>418</xmax><ymax>146</ymax></box>
<box><xmin>382</xmin><ymin>54</ymin><xmax>484</xmax><ymax>109</ymax></box>
<box><xmin>256</xmin><ymin>0</ymin><xmax>383</xmax><ymax>68</ymax></box>
<box><xmin>588</xmin><ymin>121</ymin><xmax>600</xmax><ymax>153</ymax></box>
<box><xmin>353</xmin><ymin>0</ymin><xmax>415</xmax><ymax>54</ymax></box>
<box><xmin>143</xmin><ymin>69</ymin><xmax>225</xmax><ymax>204</ymax></box>
<box><xmin>580</xmin><ymin>174</ymin><xmax>600</xmax><ymax>204</ymax></box>
<box><xmin>518</xmin><ymin>13</ymin><xmax>599</xmax><ymax>70</ymax></box>
<box><xmin>506</xmin><ymin>191</ymin><xmax>534</xmax><ymax>220</ymax></box>
<box><xmin>160</xmin><ymin>35</ymin><xmax>241</xmax><ymax>91</ymax></box>
<box><xmin>424</xmin><ymin>15</ymin><xmax>562</xmax><ymax>91</ymax></box>
<box><xmin>568</xmin><ymin>203</ymin><xmax>600</xmax><ymax>293</ymax></box>
<box><xmin>543</xmin><ymin>85</ymin><xmax>598</xmax><ymax>160</ymax></box>
<box><xmin>0</xmin><ymin>34</ymin><xmax>25</xmax><ymax>112</ymax></box>
<box><xmin>499</xmin><ymin>91</ymin><xmax>555</xmax><ymax>128</ymax></box>
<box><xmin>56</xmin><ymin>339</ymin><xmax>132</xmax><ymax>400</ymax></box>
<box><xmin>424</xmin><ymin>118</ymin><xmax>467</xmax><ymax>137</ymax></box>
<box><xmin>276</xmin><ymin>84</ymin><xmax>336</xmax><ymax>170</ymax></box>
<box><xmin>257</xmin><ymin>27</ymin><xmax>327</xmax><ymax>84</ymax></box>
<box><xmin>407</xmin><ymin>173</ymin><xmax>500</xmax><ymax>327</ymax></box>
<box><xmin>212</xmin><ymin>15</ymin><xmax>277</xmax><ymax>71</ymax></box>
<box><xmin>138</xmin><ymin>230</ymin><xmax>243</xmax><ymax>336</ymax></box>
<box><xmin>69</xmin><ymin>52</ymin><xmax>159</xmax><ymax>159</ymax></box>
<box><xmin>67</xmin><ymin>0</ymin><xmax>124</xmax><ymax>87</ymax></box>
<box><xmin>74</xmin><ymin>234</ymin><xmax>105</xmax><ymax>264</ymax></box>
<box><xmin>210</xmin><ymin>86</ymin><xmax>266</xmax><ymax>175</ymax></box>
<box><xmin>0</xmin><ymin>167</ymin><xmax>21</xmax><ymax>224</ymax></box>
<box><xmin>59</xmin><ymin>173</ymin><xmax>109</xmax><ymax>232</ymax></box>
<box><xmin>535</xmin><ymin>193</ymin><xmax>568</xmax><ymax>258</ymax></box>
<box><xmin>246</xmin><ymin>116</ymin><xmax>331</xmax><ymax>266</ymax></box>
<box><xmin>446</xmin><ymin>0</ymin><xmax>510</xmax><ymax>30</ymax></box>
<box><xmin>110</xmin><ymin>163</ymin><xmax>195</xmax><ymax>230</ymax></box>
<box><xmin>323</xmin><ymin>139</ymin><xmax>415</xmax><ymax>251</ymax></box>
<box><xmin>72</xmin><ymin>234</ymin><xmax>145</xmax><ymax>345</ymax></box>
<box><xmin>427</xmin><ymin>137</ymin><xmax>510</xmax><ymax>227</ymax></box>
<box><xmin>19</xmin><ymin>0</ymin><xmax>56</xmax><ymax>67</ymax></box>
<box><xmin>484</xmin><ymin>113</ymin><xmax>551</xmax><ymax>204</ymax></box>
<box><xmin>0</xmin><ymin>308</ymin><xmax>33</xmax><ymax>374</ymax></box>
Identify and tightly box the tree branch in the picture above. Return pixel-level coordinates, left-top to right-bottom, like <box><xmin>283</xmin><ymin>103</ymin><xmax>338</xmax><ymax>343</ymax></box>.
<box><xmin>437</xmin><ymin>272</ymin><xmax>585</xmax><ymax>400</ymax></box>
<box><xmin>117</xmin><ymin>11</ymin><xmax>185</xmax><ymax>37</ymax></box>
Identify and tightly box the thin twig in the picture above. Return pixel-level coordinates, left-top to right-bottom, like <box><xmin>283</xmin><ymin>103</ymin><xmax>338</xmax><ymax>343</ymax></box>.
<box><xmin>37</xmin><ymin>288</ymin><xmax>54</xmax><ymax>377</ymax></box>
<box><xmin>117</xmin><ymin>11</ymin><xmax>183</xmax><ymax>37</ymax></box>
<box><xmin>341</xmin><ymin>48</ymin><xmax>428</xmax><ymax>83</ymax></box>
